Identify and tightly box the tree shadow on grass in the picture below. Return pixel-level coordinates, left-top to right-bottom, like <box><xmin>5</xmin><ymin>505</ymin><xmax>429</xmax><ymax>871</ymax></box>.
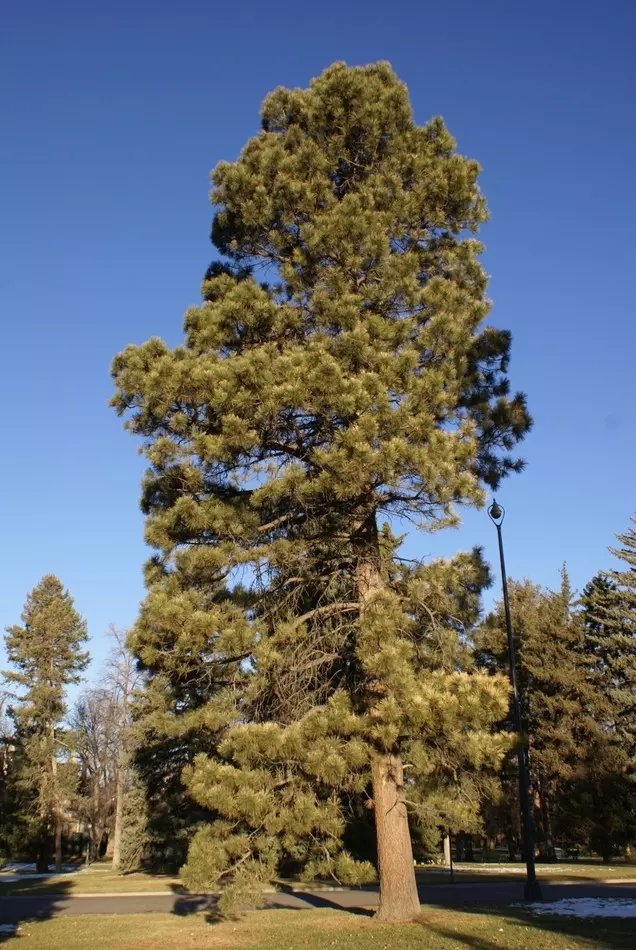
<box><xmin>269</xmin><ymin>883</ymin><xmax>374</xmax><ymax>916</ymax></box>
<box><xmin>421</xmin><ymin>901</ymin><xmax>636</xmax><ymax>950</ymax></box>
<box><xmin>170</xmin><ymin>884</ymin><xmax>212</xmax><ymax>918</ymax></box>
<box><xmin>169</xmin><ymin>881</ymin><xmax>374</xmax><ymax>925</ymax></box>
<box><xmin>0</xmin><ymin>877</ymin><xmax>74</xmax><ymax>943</ymax></box>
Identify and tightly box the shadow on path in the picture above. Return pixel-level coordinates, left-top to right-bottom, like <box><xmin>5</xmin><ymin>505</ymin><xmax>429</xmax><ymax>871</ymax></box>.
<box><xmin>0</xmin><ymin>879</ymin><xmax>73</xmax><ymax>943</ymax></box>
<box><xmin>270</xmin><ymin>883</ymin><xmax>374</xmax><ymax>916</ymax></box>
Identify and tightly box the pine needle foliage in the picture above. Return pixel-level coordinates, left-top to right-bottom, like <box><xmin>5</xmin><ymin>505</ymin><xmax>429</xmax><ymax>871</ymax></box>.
<box><xmin>112</xmin><ymin>62</ymin><xmax>529</xmax><ymax>920</ymax></box>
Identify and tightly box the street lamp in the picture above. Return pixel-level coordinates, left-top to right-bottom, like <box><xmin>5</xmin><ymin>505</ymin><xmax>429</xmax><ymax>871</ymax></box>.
<box><xmin>488</xmin><ymin>499</ymin><xmax>542</xmax><ymax>902</ymax></box>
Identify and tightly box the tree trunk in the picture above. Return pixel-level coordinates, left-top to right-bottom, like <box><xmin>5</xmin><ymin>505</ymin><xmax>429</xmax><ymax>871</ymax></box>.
<box><xmin>54</xmin><ymin>818</ymin><xmax>63</xmax><ymax>873</ymax></box>
<box><xmin>50</xmin><ymin>724</ymin><xmax>62</xmax><ymax>873</ymax></box>
<box><xmin>112</xmin><ymin>682</ymin><xmax>131</xmax><ymax>872</ymax></box>
<box><xmin>92</xmin><ymin>778</ymin><xmax>102</xmax><ymax>858</ymax></box>
<box><xmin>354</xmin><ymin>509</ymin><xmax>420</xmax><ymax>922</ymax></box>
<box><xmin>443</xmin><ymin>832</ymin><xmax>451</xmax><ymax>867</ymax></box>
<box><xmin>539</xmin><ymin>789</ymin><xmax>556</xmax><ymax>861</ymax></box>
<box><xmin>371</xmin><ymin>753</ymin><xmax>421</xmax><ymax>922</ymax></box>
<box><xmin>105</xmin><ymin>831</ymin><xmax>114</xmax><ymax>860</ymax></box>
<box><xmin>111</xmin><ymin>760</ymin><xmax>124</xmax><ymax>872</ymax></box>
<box><xmin>36</xmin><ymin>838</ymin><xmax>49</xmax><ymax>874</ymax></box>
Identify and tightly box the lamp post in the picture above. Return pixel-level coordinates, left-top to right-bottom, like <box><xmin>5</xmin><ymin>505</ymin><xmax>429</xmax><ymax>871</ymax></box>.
<box><xmin>488</xmin><ymin>499</ymin><xmax>542</xmax><ymax>901</ymax></box>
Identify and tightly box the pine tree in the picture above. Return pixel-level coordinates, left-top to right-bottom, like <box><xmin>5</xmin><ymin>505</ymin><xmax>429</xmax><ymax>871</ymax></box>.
<box><xmin>124</xmin><ymin>577</ymin><xmax>232</xmax><ymax>873</ymax></box>
<box><xmin>572</xmin><ymin>517</ymin><xmax>636</xmax><ymax>860</ymax></box>
<box><xmin>112</xmin><ymin>61</ymin><xmax>529</xmax><ymax>921</ymax></box>
<box><xmin>393</xmin><ymin>549</ymin><xmax>511</xmax><ymax>859</ymax></box>
<box><xmin>3</xmin><ymin>575</ymin><xmax>89</xmax><ymax>871</ymax></box>
<box><xmin>477</xmin><ymin>569</ymin><xmax>602</xmax><ymax>859</ymax></box>
<box><xmin>117</xmin><ymin>769</ymin><xmax>150</xmax><ymax>873</ymax></box>
<box><xmin>581</xmin><ymin>516</ymin><xmax>636</xmax><ymax>756</ymax></box>
<box><xmin>127</xmin><ymin>688</ymin><xmax>219</xmax><ymax>873</ymax></box>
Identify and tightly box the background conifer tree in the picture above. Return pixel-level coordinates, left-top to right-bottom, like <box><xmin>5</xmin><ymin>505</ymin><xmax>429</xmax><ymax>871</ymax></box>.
<box><xmin>3</xmin><ymin>575</ymin><xmax>89</xmax><ymax>871</ymax></box>
<box><xmin>112</xmin><ymin>61</ymin><xmax>530</xmax><ymax>920</ymax></box>
<box><xmin>581</xmin><ymin>516</ymin><xmax>636</xmax><ymax>757</ymax></box>
<box><xmin>477</xmin><ymin>569</ymin><xmax>604</xmax><ymax>859</ymax></box>
<box><xmin>572</xmin><ymin>516</ymin><xmax>636</xmax><ymax>860</ymax></box>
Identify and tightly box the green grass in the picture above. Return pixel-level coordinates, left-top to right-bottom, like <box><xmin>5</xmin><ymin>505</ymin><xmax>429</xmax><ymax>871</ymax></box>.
<box><xmin>1</xmin><ymin>907</ymin><xmax>635</xmax><ymax>950</ymax></box>
<box><xmin>0</xmin><ymin>871</ymin><xmax>181</xmax><ymax>897</ymax></box>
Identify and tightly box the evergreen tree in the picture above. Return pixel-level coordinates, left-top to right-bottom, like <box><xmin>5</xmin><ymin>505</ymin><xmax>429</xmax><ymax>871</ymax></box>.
<box><xmin>128</xmin><ymin>693</ymin><xmax>218</xmax><ymax>873</ymax></box>
<box><xmin>580</xmin><ymin>518</ymin><xmax>636</xmax><ymax>756</ymax></box>
<box><xmin>117</xmin><ymin>769</ymin><xmax>150</xmax><ymax>873</ymax></box>
<box><xmin>112</xmin><ymin>62</ymin><xmax>529</xmax><ymax>921</ymax></box>
<box><xmin>124</xmin><ymin>578</ymin><xmax>231</xmax><ymax>873</ymax></box>
<box><xmin>395</xmin><ymin>550</ymin><xmax>510</xmax><ymax>858</ymax></box>
<box><xmin>557</xmin><ymin>732</ymin><xmax>635</xmax><ymax>862</ymax></box>
<box><xmin>477</xmin><ymin>569</ymin><xmax>602</xmax><ymax>859</ymax></box>
<box><xmin>3</xmin><ymin>575</ymin><xmax>89</xmax><ymax>871</ymax></box>
<box><xmin>572</xmin><ymin>517</ymin><xmax>636</xmax><ymax>860</ymax></box>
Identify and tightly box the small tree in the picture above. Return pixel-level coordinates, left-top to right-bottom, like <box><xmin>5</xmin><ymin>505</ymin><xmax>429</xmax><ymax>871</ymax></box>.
<box><xmin>4</xmin><ymin>575</ymin><xmax>89</xmax><ymax>871</ymax></box>
<box><xmin>104</xmin><ymin>626</ymin><xmax>142</xmax><ymax>872</ymax></box>
<box><xmin>117</xmin><ymin>770</ymin><xmax>149</xmax><ymax>873</ymax></box>
<box><xmin>71</xmin><ymin>688</ymin><xmax>119</xmax><ymax>857</ymax></box>
<box><xmin>112</xmin><ymin>62</ymin><xmax>529</xmax><ymax>920</ymax></box>
<box><xmin>73</xmin><ymin>628</ymin><xmax>143</xmax><ymax>870</ymax></box>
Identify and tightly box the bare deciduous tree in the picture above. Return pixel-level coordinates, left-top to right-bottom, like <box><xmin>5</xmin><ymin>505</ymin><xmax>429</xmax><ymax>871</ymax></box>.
<box><xmin>72</xmin><ymin>625</ymin><xmax>142</xmax><ymax>868</ymax></box>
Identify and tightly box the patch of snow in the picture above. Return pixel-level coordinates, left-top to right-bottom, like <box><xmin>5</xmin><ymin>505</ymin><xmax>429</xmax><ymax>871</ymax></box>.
<box><xmin>450</xmin><ymin>863</ymin><xmax>628</xmax><ymax>875</ymax></box>
<box><xmin>519</xmin><ymin>898</ymin><xmax>636</xmax><ymax>918</ymax></box>
<box><xmin>0</xmin><ymin>861</ymin><xmax>77</xmax><ymax>878</ymax></box>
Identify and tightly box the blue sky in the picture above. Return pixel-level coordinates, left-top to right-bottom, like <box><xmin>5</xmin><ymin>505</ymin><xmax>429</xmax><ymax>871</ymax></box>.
<box><xmin>1</xmin><ymin>0</ymin><xmax>634</xmax><ymax>685</ymax></box>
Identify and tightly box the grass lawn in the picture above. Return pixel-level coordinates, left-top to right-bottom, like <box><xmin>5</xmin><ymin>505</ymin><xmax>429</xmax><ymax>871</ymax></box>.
<box><xmin>0</xmin><ymin>871</ymin><xmax>181</xmax><ymax>897</ymax></box>
<box><xmin>1</xmin><ymin>907</ymin><xmax>636</xmax><ymax>950</ymax></box>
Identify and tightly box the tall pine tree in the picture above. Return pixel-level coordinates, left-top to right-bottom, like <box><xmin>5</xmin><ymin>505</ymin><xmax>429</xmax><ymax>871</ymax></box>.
<box><xmin>112</xmin><ymin>61</ymin><xmax>529</xmax><ymax>920</ymax></box>
<box><xmin>4</xmin><ymin>575</ymin><xmax>89</xmax><ymax>871</ymax></box>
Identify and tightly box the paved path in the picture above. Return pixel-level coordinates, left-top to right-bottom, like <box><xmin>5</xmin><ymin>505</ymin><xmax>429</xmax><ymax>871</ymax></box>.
<box><xmin>2</xmin><ymin>880</ymin><xmax>636</xmax><ymax>919</ymax></box>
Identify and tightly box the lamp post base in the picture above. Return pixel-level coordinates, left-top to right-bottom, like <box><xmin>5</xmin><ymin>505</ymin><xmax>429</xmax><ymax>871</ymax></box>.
<box><xmin>524</xmin><ymin>879</ymin><xmax>543</xmax><ymax>901</ymax></box>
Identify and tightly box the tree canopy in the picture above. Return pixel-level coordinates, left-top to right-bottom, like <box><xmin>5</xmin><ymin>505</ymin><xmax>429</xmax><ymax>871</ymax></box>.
<box><xmin>112</xmin><ymin>61</ymin><xmax>530</xmax><ymax>920</ymax></box>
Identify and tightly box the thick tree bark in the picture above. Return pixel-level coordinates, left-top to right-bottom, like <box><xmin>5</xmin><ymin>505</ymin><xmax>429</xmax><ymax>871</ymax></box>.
<box><xmin>354</xmin><ymin>509</ymin><xmax>420</xmax><ymax>922</ymax></box>
<box><xmin>371</xmin><ymin>753</ymin><xmax>421</xmax><ymax>921</ymax></box>
<box><xmin>443</xmin><ymin>832</ymin><xmax>451</xmax><ymax>867</ymax></box>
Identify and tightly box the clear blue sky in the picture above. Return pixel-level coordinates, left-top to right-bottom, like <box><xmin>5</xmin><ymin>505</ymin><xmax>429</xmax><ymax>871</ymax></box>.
<box><xmin>1</xmin><ymin>0</ymin><xmax>634</xmax><ymax>683</ymax></box>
